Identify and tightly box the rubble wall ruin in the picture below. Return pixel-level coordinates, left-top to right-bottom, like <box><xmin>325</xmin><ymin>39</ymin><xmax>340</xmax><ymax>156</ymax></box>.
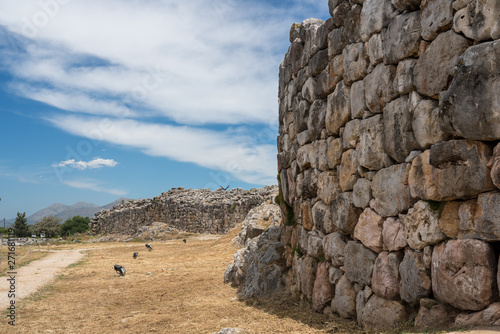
<box><xmin>277</xmin><ymin>0</ymin><xmax>500</xmax><ymax>330</ymax></box>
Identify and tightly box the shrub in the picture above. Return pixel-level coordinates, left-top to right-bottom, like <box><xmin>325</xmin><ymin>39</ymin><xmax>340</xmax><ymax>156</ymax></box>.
<box><xmin>60</xmin><ymin>216</ymin><xmax>90</xmax><ymax>236</ymax></box>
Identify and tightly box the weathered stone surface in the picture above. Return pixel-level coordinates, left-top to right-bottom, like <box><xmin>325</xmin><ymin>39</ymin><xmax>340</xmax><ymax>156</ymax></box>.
<box><xmin>342</xmin><ymin>43</ymin><xmax>368</xmax><ymax>84</ymax></box>
<box><xmin>371</xmin><ymin>164</ymin><xmax>413</xmax><ymax>217</ymax></box>
<box><xmin>372</xmin><ymin>251</ymin><xmax>403</xmax><ymax>300</ymax></box>
<box><xmin>353</xmin><ymin>178</ymin><xmax>372</xmax><ymax>209</ymax></box>
<box><xmin>328</xmin><ymin>28</ymin><xmax>346</xmax><ymax>59</ymax></box>
<box><xmin>412</xmin><ymin>100</ymin><xmax>448</xmax><ymax>148</ymax></box>
<box><xmin>354</xmin><ymin>208</ymin><xmax>384</xmax><ymax>253</ymax></box>
<box><xmin>312</xmin><ymin>262</ymin><xmax>334</xmax><ymax>312</ymax></box>
<box><xmin>358</xmin><ymin>295</ymin><xmax>409</xmax><ymax>330</ymax></box>
<box><xmin>350</xmin><ymin>82</ymin><xmax>368</xmax><ymax>121</ymax></box>
<box><xmin>441</xmin><ymin>41</ymin><xmax>500</xmax><ymax>140</ymax></box>
<box><xmin>359</xmin><ymin>0</ymin><xmax>398</xmax><ymax>42</ymax></box>
<box><xmin>399</xmin><ymin>249</ymin><xmax>432</xmax><ymax>305</ymax></box>
<box><xmin>312</xmin><ymin>200</ymin><xmax>334</xmax><ymax>234</ymax></box>
<box><xmin>301</xmin><ymin>18</ymin><xmax>325</xmax><ymax>65</ymax></box>
<box><xmin>458</xmin><ymin>191</ymin><xmax>500</xmax><ymax>241</ymax></box>
<box><xmin>394</xmin><ymin>59</ymin><xmax>416</xmax><ymax>95</ymax></box>
<box><xmin>367</xmin><ymin>33</ymin><xmax>384</xmax><ymax>65</ymax></box>
<box><xmin>452</xmin><ymin>0</ymin><xmax>473</xmax><ymax>10</ymax></box>
<box><xmin>420</xmin><ymin>0</ymin><xmax>453</xmax><ymax>41</ymax></box>
<box><xmin>328</xmin><ymin>55</ymin><xmax>344</xmax><ymax>90</ymax></box>
<box><xmin>331</xmin><ymin>192</ymin><xmax>363</xmax><ymax>235</ymax></box>
<box><xmin>382</xmin><ymin>11</ymin><xmax>421</xmax><ymax>65</ymax></box>
<box><xmin>317</xmin><ymin>171</ymin><xmax>340</xmax><ymax>205</ymax></box>
<box><xmin>413</xmin><ymin>31</ymin><xmax>471</xmax><ymax>98</ymax></box>
<box><xmin>492</xmin><ymin>143</ymin><xmax>500</xmax><ymax>189</ymax></box>
<box><xmin>296</xmin><ymin>169</ymin><xmax>318</xmax><ymax>200</ymax></box>
<box><xmin>409</xmin><ymin>141</ymin><xmax>494</xmax><ymax>201</ymax></box>
<box><xmin>295</xmin><ymin>99</ymin><xmax>311</xmax><ymax>133</ymax></box>
<box><xmin>307</xmin><ymin>231</ymin><xmax>324</xmax><ymax>258</ymax></box>
<box><xmin>391</xmin><ymin>0</ymin><xmax>421</xmax><ymax>11</ymax></box>
<box><xmin>314</xmin><ymin>140</ymin><xmax>329</xmax><ymax>171</ymax></box>
<box><xmin>342</xmin><ymin>4</ymin><xmax>362</xmax><ymax>44</ymax></box>
<box><xmin>309</xmin><ymin>49</ymin><xmax>329</xmax><ymax>77</ymax></box>
<box><xmin>402</xmin><ymin>201</ymin><xmax>446</xmax><ymax>250</ymax></box>
<box><xmin>342</xmin><ymin>119</ymin><xmax>361</xmax><ymax>149</ymax></box>
<box><xmin>432</xmin><ymin>239</ymin><xmax>497</xmax><ymax>311</ymax></box>
<box><xmin>339</xmin><ymin>150</ymin><xmax>359</xmax><ymax>192</ymax></box>
<box><xmin>301</xmin><ymin>255</ymin><xmax>318</xmax><ymax>300</ymax></box>
<box><xmin>438</xmin><ymin>201</ymin><xmax>460</xmax><ymax>238</ymax></box>
<box><xmin>326</xmin><ymin>81</ymin><xmax>351</xmax><ymax>136</ymax></box>
<box><xmin>364</xmin><ymin>64</ymin><xmax>398</xmax><ymax>114</ymax></box>
<box><xmin>326</xmin><ymin>137</ymin><xmax>343</xmax><ymax>169</ymax></box>
<box><xmin>296</xmin><ymin>143</ymin><xmax>313</xmax><ymax>171</ymax></box>
<box><xmin>307</xmin><ymin>100</ymin><xmax>326</xmax><ymax>141</ymax></box>
<box><xmin>358</xmin><ymin>115</ymin><xmax>394</xmax><ymax>171</ymax></box>
<box><xmin>329</xmin><ymin>266</ymin><xmax>343</xmax><ymax>285</ymax></box>
<box><xmin>300</xmin><ymin>200</ymin><xmax>314</xmax><ymax>230</ymax></box>
<box><xmin>328</xmin><ymin>0</ymin><xmax>340</xmax><ymax>17</ymax></box>
<box><xmin>455</xmin><ymin>303</ymin><xmax>500</xmax><ymax>327</ymax></box>
<box><xmin>415</xmin><ymin>299</ymin><xmax>459</xmax><ymax>329</ymax></box>
<box><xmin>383</xmin><ymin>96</ymin><xmax>419</xmax><ymax>163</ymax></box>
<box><xmin>331</xmin><ymin>275</ymin><xmax>357</xmax><ymax>319</ymax></box>
<box><xmin>382</xmin><ymin>217</ymin><xmax>407</xmax><ymax>251</ymax></box>
<box><xmin>323</xmin><ymin>232</ymin><xmax>346</xmax><ymax>266</ymax></box>
<box><xmin>453</xmin><ymin>1</ymin><xmax>500</xmax><ymax>41</ymax></box>
<box><xmin>344</xmin><ymin>241</ymin><xmax>377</xmax><ymax>286</ymax></box>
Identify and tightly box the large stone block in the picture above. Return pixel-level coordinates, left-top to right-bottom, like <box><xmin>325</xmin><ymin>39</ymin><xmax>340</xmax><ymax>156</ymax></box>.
<box><xmin>432</xmin><ymin>239</ymin><xmax>497</xmax><ymax>311</ymax></box>
<box><xmin>317</xmin><ymin>171</ymin><xmax>341</xmax><ymax>205</ymax></box>
<box><xmin>372</xmin><ymin>251</ymin><xmax>403</xmax><ymax>300</ymax></box>
<box><xmin>413</xmin><ymin>31</ymin><xmax>471</xmax><ymax>98</ymax></box>
<box><xmin>350</xmin><ymin>81</ymin><xmax>367</xmax><ymax>119</ymax></box>
<box><xmin>359</xmin><ymin>0</ymin><xmax>398</xmax><ymax>42</ymax></box>
<box><xmin>331</xmin><ymin>275</ymin><xmax>357</xmax><ymax>319</ymax></box>
<box><xmin>307</xmin><ymin>99</ymin><xmax>327</xmax><ymax>141</ymax></box>
<box><xmin>409</xmin><ymin>141</ymin><xmax>494</xmax><ymax>201</ymax></box>
<box><xmin>354</xmin><ymin>208</ymin><xmax>384</xmax><ymax>253</ymax></box>
<box><xmin>307</xmin><ymin>231</ymin><xmax>324</xmax><ymax>258</ymax></box>
<box><xmin>402</xmin><ymin>201</ymin><xmax>446</xmax><ymax>250</ymax></box>
<box><xmin>399</xmin><ymin>249</ymin><xmax>432</xmax><ymax>305</ymax></box>
<box><xmin>453</xmin><ymin>1</ymin><xmax>500</xmax><ymax>41</ymax></box>
<box><xmin>326</xmin><ymin>137</ymin><xmax>343</xmax><ymax>169</ymax></box>
<box><xmin>358</xmin><ymin>295</ymin><xmax>409</xmax><ymax>330</ymax></box>
<box><xmin>412</xmin><ymin>100</ymin><xmax>448</xmax><ymax>148</ymax></box>
<box><xmin>339</xmin><ymin>150</ymin><xmax>359</xmax><ymax>192</ymax></box>
<box><xmin>358</xmin><ymin>115</ymin><xmax>394</xmax><ymax>171</ymax></box>
<box><xmin>441</xmin><ymin>41</ymin><xmax>500</xmax><ymax>140</ymax></box>
<box><xmin>391</xmin><ymin>0</ymin><xmax>421</xmax><ymax>11</ymax></box>
<box><xmin>353</xmin><ymin>178</ymin><xmax>372</xmax><ymax>209</ymax></box>
<box><xmin>312</xmin><ymin>200</ymin><xmax>334</xmax><ymax>234</ymax></box>
<box><xmin>458</xmin><ymin>191</ymin><xmax>500</xmax><ymax>241</ymax></box>
<box><xmin>323</xmin><ymin>232</ymin><xmax>346</xmax><ymax>266</ymax></box>
<box><xmin>343</xmin><ymin>119</ymin><xmax>361</xmax><ymax>149</ymax></box>
<box><xmin>415</xmin><ymin>299</ymin><xmax>459</xmax><ymax>329</ymax></box>
<box><xmin>364</xmin><ymin>63</ymin><xmax>398</xmax><ymax>114</ymax></box>
<box><xmin>371</xmin><ymin>164</ymin><xmax>413</xmax><ymax>217</ymax></box>
<box><xmin>301</xmin><ymin>18</ymin><xmax>325</xmax><ymax>65</ymax></box>
<box><xmin>455</xmin><ymin>303</ymin><xmax>500</xmax><ymax>327</ymax></box>
<box><xmin>301</xmin><ymin>255</ymin><xmax>318</xmax><ymax>300</ymax></box>
<box><xmin>382</xmin><ymin>217</ymin><xmax>407</xmax><ymax>251</ymax></box>
<box><xmin>382</xmin><ymin>11</ymin><xmax>421</xmax><ymax>65</ymax></box>
<box><xmin>344</xmin><ymin>241</ymin><xmax>377</xmax><ymax>286</ymax></box>
<box><xmin>312</xmin><ymin>262</ymin><xmax>334</xmax><ymax>312</ymax></box>
<box><xmin>367</xmin><ymin>33</ymin><xmax>384</xmax><ymax>65</ymax></box>
<box><xmin>309</xmin><ymin>49</ymin><xmax>329</xmax><ymax>77</ymax></box>
<box><xmin>328</xmin><ymin>28</ymin><xmax>346</xmax><ymax>59</ymax></box>
<box><xmin>438</xmin><ymin>201</ymin><xmax>461</xmax><ymax>238</ymax></box>
<box><xmin>326</xmin><ymin>81</ymin><xmax>351</xmax><ymax>136</ymax></box>
<box><xmin>383</xmin><ymin>96</ymin><xmax>420</xmax><ymax>163</ymax></box>
<box><xmin>393</xmin><ymin>59</ymin><xmax>416</xmax><ymax>95</ymax></box>
<box><xmin>420</xmin><ymin>0</ymin><xmax>454</xmax><ymax>41</ymax></box>
<box><xmin>331</xmin><ymin>192</ymin><xmax>363</xmax><ymax>235</ymax></box>
<box><xmin>342</xmin><ymin>43</ymin><xmax>369</xmax><ymax>84</ymax></box>
<box><xmin>492</xmin><ymin>143</ymin><xmax>500</xmax><ymax>189</ymax></box>
<box><xmin>301</xmin><ymin>199</ymin><xmax>314</xmax><ymax>230</ymax></box>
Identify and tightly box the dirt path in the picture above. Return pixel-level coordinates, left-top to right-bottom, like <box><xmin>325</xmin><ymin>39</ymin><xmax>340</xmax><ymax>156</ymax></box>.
<box><xmin>0</xmin><ymin>249</ymin><xmax>86</xmax><ymax>309</ymax></box>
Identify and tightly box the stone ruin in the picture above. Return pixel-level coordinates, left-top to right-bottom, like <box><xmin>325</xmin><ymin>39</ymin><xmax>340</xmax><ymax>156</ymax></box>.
<box><xmin>228</xmin><ymin>0</ymin><xmax>500</xmax><ymax>331</ymax></box>
<box><xmin>90</xmin><ymin>186</ymin><xmax>277</xmax><ymax>236</ymax></box>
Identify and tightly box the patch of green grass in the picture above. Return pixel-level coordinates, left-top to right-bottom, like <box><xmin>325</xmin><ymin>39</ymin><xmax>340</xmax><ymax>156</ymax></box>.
<box><xmin>423</xmin><ymin>200</ymin><xmax>446</xmax><ymax>218</ymax></box>
<box><xmin>275</xmin><ymin>173</ymin><xmax>296</xmax><ymax>227</ymax></box>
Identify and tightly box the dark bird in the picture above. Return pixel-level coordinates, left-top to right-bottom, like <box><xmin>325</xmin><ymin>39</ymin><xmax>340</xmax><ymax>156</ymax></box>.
<box><xmin>114</xmin><ymin>264</ymin><xmax>126</xmax><ymax>276</ymax></box>
<box><xmin>133</xmin><ymin>252</ymin><xmax>138</xmax><ymax>259</ymax></box>
<box><xmin>218</xmin><ymin>184</ymin><xmax>229</xmax><ymax>190</ymax></box>
<box><xmin>145</xmin><ymin>244</ymin><xmax>153</xmax><ymax>251</ymax></box>
<box><xmin>183</xmin><ymin>239</ymin><xmax>186</xmax><ymax>243</ymax></box>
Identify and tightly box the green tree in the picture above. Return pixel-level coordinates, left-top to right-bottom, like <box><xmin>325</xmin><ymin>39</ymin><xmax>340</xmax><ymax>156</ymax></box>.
<box><xmin>32</xmin><ymin>216</ymin><xmax>62</xmax><ymax>238</ymax></box>
<box><xmin>14</xmin><ymin>212</ymin><xmax>29</xmax><ymax>237</ymax></box>
<box><xmin>60</xmin><ymin>216</ymin><xmax>90</xmax><ymax>236</ymax></box>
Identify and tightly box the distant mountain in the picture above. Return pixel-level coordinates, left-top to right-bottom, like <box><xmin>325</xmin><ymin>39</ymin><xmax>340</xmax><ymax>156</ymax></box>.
<box><xmin>6</xmin><ymin>198</ymin><xmax>130</xmax><ymax>226</ymax></box>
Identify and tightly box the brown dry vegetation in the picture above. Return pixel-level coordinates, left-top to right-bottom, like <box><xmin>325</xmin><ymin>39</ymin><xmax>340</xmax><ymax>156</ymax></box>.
<box><xmin>0</xmin><ymin>230</ymin><xmax>489</xmax><ymax>334</ymax></box>
<box><xmin>0</xmin><ymin>245</ymin><xmax>49</xmax><ymax>276</ymax></box>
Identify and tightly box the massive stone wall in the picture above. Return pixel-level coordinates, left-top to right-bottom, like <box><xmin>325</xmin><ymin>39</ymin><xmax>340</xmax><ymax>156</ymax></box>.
<box><xmin>90</xmin><ymin>186</ymin><xmax>277</xmax><ymax>235</ymax></box>
<box><xmin>277</xmin><ymin>0</ymin><xmax>500</xmax><ymax>330</ymax></box>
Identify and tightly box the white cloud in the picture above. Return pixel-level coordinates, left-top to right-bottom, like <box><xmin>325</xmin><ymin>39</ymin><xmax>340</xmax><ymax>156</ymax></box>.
<box><xmin>53</xmin><ymin>158</ymin><xmax>118</xmax><ymax>170</ymax></box>
<box><xmin>62</xmin><ymin>179</ymin><xmax>127</xmax><ymax>196</ymax></box>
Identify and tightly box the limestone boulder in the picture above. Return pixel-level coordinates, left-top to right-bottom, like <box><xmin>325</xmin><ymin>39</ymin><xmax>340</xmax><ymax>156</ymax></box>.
<box><xmin>453</xmin><ymin>1</ymin><xmax>500</xmax><ymax>41</ymax></box>
<box><xmin>358</xmin><ymin>115</ymin><xmax>394</xmax><ymax>171</ymax></box>
<box><xmin>438</xmin><ymin>201</ymin><xmax>460</xmax><ymax>238</ymax></box>
<box><xmin>391</xmin><ymin>0</ymin><xmax>421</xmax><ymax>11</ymax></box>
<box><xmin>382</xmin><ymin>11</ymin><xmax>421</xmax><ymax>65</ymax></box>
<box><xmin>359</xmin><ymin>0</ymin><xmax>398</xmax><ymax>42</ymax></box>
<box><xmin>331</xmin><ymin>192</ymin><xmax>363</xmax><ymax>235</ymax></box>
<box><xmin>350</xmin><ymin>81</ymin><xmax>368</xmax><ymax>120</ymax></box>
<box><xmin>309</xmin><ymin>49</ymin><xmax>329</xmax><ymax>77</ymax></box>
<box><xmin>323</xmin><ymin>232</ymin><xmax>346</xmax><ymax>266</ymax></box>
<box><xmin>458</xmin><ymin>191</ymin><xmax>500</xmax><ymax>241</ymax></box>
<box><xmin>312</xmin><ymin>200</ymin><xmax>334</xmax><ymax>234</ymax></box>
<box><xmin>492</xmin><ymin>143</ymin><xmax>500</xmax><ymax>189</ymax></box>
<box><xmin>354</xmin><ymin>208</ymin><xmax>384</xmax><ymax>253</ymax></box>
<box><xmin>353</xmin><ymin>178</ymin><xmax>372</xmax><ymax>209</ymax></box>
<box><xmin>307</xmin><ymin>231</ymin><xmax>324</xmax><ymax>258</ymax></box>
<box><xmin>344</xmin><ymin>241</ymin><xmax>377</xmax><ymax>286</ymax></box>
<box><xmin>399</xmin><ymin>249</ymin><xmax>432</xmax><ymax>305</ymax></box>
<box><xmin>328</xmin><ymin>28</ymin><xmax>346</xmax><ymax>59</ymax></box>
<box><xmin>415</xmin><ymin>299</ymin><xmax>459</xmax><ymax>329</ymax></box>
<box><xmin>371</xmin><ymin>164</ymin><xmax>413</xmax><ymax>217</ymax></box>
<box><xmin>371</xmin><ymin>251</ymin><xmax>403</xmax><ymax>300</ymax></box>
<box><xmin>412</xmin><ymin>100</ymin><xmax>449</xmax><ymax>148</ymax></box>
<box><xmin>296</xmin><ymin>143</ymin><xmax>313</xmax><ymax>171</ymax></box>
<box><xmin>301</xmin><ymin>18</ymin><xmax>325</xmax><ymax>65</ymax></box>
<box><xmin>420</xmin><ymin>0</ymin><xmax>454</xmax><ymax>41</ymax></box>
<box><xmin>307</xmin><ymin>99</ymin><xmax>326</xmax><ymax>141</ymax></box>
<box><xmin>342</xmin><ymin>43</ymin><xmax>368</xmax><ymax>85</ymax></box>
<box><xmin>441</xmin><ymin>41</ymin><xmax>500</xmax><ymax>140</ymax></box>
<box><xmin>393</xmin><ymin>59</ymin><xmax>416</xmax><ymax>95</ymax></box>
<box><xmin>312</xmin><ymin>262</ymin><xmax>334</xmax><ymax>312</ymax></box>
<box><xmin>326</xmin><ymin>137</ymin><xmax>343</xmax><ymax>169</ymax></box>
<box><xmin>402</xmin><ymin>201</ymin><xmax>446</xmax><ymax>250</ymax></box>
<box><xmin>367</xmin><ymin>33</ymin><xmax>384</xmax><ymax>65</ymax></box>
<box><xmin>383</xmin><ymin>96</ymin><xmax>420</xmax><ymax>163</ymax></box>
<box><xmin>331</xmin><ymin>275</ymin><xmax>357</xmax><ymax>319</ymax></box>
<box><xmin>432</xmin><ymin>239</ymin><xmax>497</xmax><ymax>311</ymax></box>
<box><xmin>301</xmin><ymin>255</ymin><xmax>318</xmax><ymax>300</ymax></box>
<box><xmin>343</xmin><ymin>119</ymin><xmax>360</xmax><ymax>149</ymax></box>
<box><xmin>455</xmin><ymin>303</ymin><xmax>500</xmax><ymax>327</ymax></box>
<box><xmin>339</xmin><ymin>150</ymin><xmax>359</xmax><ymax>192</ymax></box>
<box><xmin>295</xmin><ymin>99</ymin><xmax>310</xmax><ymax>133</ymax></box>
<box><xmin>364</xmin><ymin>64</ymin><xmax>398</xmax><ymax>114</ymax></box>
<box><xmin>413</xmin><ymin>31</ymin><xmax>471</xmax><ymax>98</ymax></box>
<box><xmin>326</xmin><ymin>81</ymin><xmax>351</xmax><ymax>136</ymax></box>
<box><xmin>382</xmin><ymin>217</ymin><xmax>407</xmax><ymax>251</ymax></box>
<box><xmin>358</xmin><ymin>295</ymin><xmax>409</xmax><ymax>330</ymax></box>
<box><xmin>300</xmin><ymin>200</ymin><xmax>314</xmax><ymax>230</ymax></box>
<box><xmin>317</xmin><ymin>171</ymin><xmax>340</xmax><ymax>205</ymax></box>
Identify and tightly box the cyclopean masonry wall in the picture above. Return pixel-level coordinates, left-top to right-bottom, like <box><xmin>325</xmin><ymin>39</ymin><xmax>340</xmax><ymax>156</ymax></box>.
<box><xmin>277</xmin><ymin>0</ymin><xmax>500</xmax><ymax>330</ymax></box>
<box><xmin>90</xmin><ymin>186</ymin><xmax>277</xmax><ymax>235</ymax></box>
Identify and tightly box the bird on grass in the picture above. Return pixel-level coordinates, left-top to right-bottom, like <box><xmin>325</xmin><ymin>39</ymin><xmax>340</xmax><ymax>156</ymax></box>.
<box><xmin>114</xmin><ymin>264</ymin><xmax>126</xmax><ymax>276</ymax></box>
<box><xmin>145</xmin><ymin>244</ymin><xmax>153</xmax><ymax>251</ymax></box>
<box><xmin>183</xmin><ymin>239</ymin><xmax>186</xmax><ymax>243</ymax></box>
<box><xmin>133</xmin><ymin>252</ymin><xmax>138</xmax><ymax>259</ymax></box>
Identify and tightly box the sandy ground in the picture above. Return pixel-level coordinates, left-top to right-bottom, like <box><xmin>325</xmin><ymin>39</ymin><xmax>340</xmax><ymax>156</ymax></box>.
<box><xmin>0</xmin><ymin>249</ymin><xmax>85</xmax><ymax>309</ymax></box>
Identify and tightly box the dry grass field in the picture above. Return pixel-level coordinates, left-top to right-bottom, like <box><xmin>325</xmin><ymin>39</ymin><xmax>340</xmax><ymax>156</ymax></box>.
<box><xmin>0</xmin><ymin>231</ymin><xmax>491</xmax><ymax>334</ymax></box>
<box><xmin>0</xmin><ymin>244</ymin><xmax>49</xmax><ymax>276</ymax></box>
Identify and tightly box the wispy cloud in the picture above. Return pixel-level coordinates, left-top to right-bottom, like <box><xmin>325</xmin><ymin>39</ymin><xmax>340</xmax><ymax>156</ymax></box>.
<box><xmin>63</xmin><ymin>179</ymin><xmax>127</xmax><ymax>196</ymax></box>
<box><xmin>52</xmin><ymin>158</ymin><xmax>118</xmax><ymax>170</ymax></box>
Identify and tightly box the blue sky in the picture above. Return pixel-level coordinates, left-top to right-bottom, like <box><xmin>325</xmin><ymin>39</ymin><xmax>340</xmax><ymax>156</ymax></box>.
<box><xmin>0</xmin><ymin>0</ymin><xmax>328</xmax><ymax>219</ymax></box>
